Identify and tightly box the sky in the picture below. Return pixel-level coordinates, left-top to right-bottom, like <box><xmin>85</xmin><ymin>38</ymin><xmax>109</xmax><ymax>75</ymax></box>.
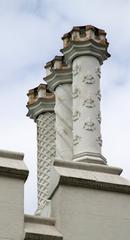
<box><xmin>0</xmin><ymin>0</ymin><xmax>130</xmax><ymax>214</ymax></box>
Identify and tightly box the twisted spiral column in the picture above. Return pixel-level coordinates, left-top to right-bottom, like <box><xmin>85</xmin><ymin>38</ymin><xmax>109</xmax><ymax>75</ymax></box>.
<box><xmin>44</xmin><ymin>57</ymin><xmax>73</xmax><ymax>162</ymax></box>
<box><xmin>55</xmin><ymin>84</ymin><xmax>72</xmax><ymax>161</ymax></box>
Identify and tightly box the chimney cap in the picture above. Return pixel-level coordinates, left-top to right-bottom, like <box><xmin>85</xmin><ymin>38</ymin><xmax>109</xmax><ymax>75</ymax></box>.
<box><xmin>62</xmin><ymin>25</ymin><xmax>106</xmax><ymax>40</ymax></box>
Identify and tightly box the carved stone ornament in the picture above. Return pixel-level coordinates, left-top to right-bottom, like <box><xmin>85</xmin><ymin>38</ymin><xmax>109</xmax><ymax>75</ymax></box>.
<box><xmin>83</xmin><ymin>120</ymin><xmax>96</xmax><ymax>131</ymax></box>
<box><xmin>83</xmin><ymin>98</ymin><xmax>95</xmax><ymax>108</ymax></box>
<box><xmin>37</xmin><ymin>113</ymin><xmax>55</xmax><ymax>210</ymax></box>
<box><xmin>73</xmin><ymin>63</ymin><xmax>81</xmax><ymax>76</ymax></box>
<box><xmin>82</xmin><ymin>72</ymin><xmax>95</xmax><ymax>84</ymax></box>
<box><xmin>97</xmin><ymin>112</ymin><xmax>101</xmax><ymax>123</ymax></box>
<box><xmin>96</xmin><ymin>135</ymin><xmax>102</xmax><ymax>147</ymax></box>
<box><xmin>73</xmin><ymin>135</ymin><xmax>81</xmax><ymax>145</ymax></box>
<box><xmin>73</xmin><ymin>110</ymin><xmax>80</xmax><ymax>121</ymax></box>
<box><xmin>96</xmin><ymin>90</ymin><xmax>101</xmax><ymax>101</ymax></box>
<box><xmin>96</xmin><ymin>66</ymin><xmax>101</xmax><ymax>78</ymax></box>
<box><xmin>72</xmin><ymin>88</ymin><xmax>80</xmax><ymax>99</ymax></box>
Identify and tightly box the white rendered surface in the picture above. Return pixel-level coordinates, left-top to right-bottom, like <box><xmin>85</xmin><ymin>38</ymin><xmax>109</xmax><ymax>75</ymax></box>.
<box><xmin>0</xmin><ymin>177</ymin><xmax>24</xmax><ymax>240</ymax></box>
<box><xmin>55</xmin><ymin>84</ymin><xmax>73</xmax><ymax>161</ymax></box>
<box><xmin>0</xmin><ymin>150</ymin><xmax>27</xmax><ymax>240</ymax></box>
<box><xmin>52</xmin><ymin>184</ymin><xmax>130</xmax><ymax>240</ymax></box>
<box><xmin>72</xmin><ymin>56</ymin><xmax>102</xmax><ymax>161</ymax></box>
<box><xmin>24</xmin><ymin>214</ymin><xmax>62</xmax><ymax>239</ymax></box>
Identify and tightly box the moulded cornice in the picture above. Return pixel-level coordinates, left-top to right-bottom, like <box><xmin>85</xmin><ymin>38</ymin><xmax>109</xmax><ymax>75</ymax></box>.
<box><xmin>26</xmin><ymin>98</ymin><xmax>55</xmax><ymax>121</ymax></box>
<box><xmin>24</xmin><ymin>214</ymin><xmax>63</xmax><ymax>240</ymax></box>
<box><xmin>59</xmin><ymin>175</ymin><xmax>130</xmax><ymax>194</ymax></box>
<box><xmin>24</xmin><ymin>214</ymin><xmax>56</xmax><ymax>226</ymax></box>
<box><xmin>61</xmin><ymin>40</ymin><xmax>110</xmax><ymax>64</ymax></box>
<box><xmin>54</xmin><ymin>160</ymin><xmax>123</xmax><ymax>175</ymax></box>
<box><xmin>73</xmin><ymin>152</ymin><xmax>107</xmax><ymax>165</ymax></box>
<box><xmin>44</xmin><ymin>68</ymin><xmax>72</xmax><ymax>92</ymax></box>
<box><xmin>25</xmin><ymin>233</ymin><xmax>63</xmax><ymax>240</ymax></box>
<box><xmin>0</xmin><ymin>150</ymin><xmax>29</xmax><ymax>181</ymax></box>
<box><xmin>49</xmin><ymin>160</ymin><xmax>130</xmax><ymax>197</ymax></box>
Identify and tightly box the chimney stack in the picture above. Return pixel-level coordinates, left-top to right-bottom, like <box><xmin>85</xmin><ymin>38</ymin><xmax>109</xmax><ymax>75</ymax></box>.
<box><xmin>44</xmin><ymin>56</ymin><xmax>73</xmax><ymax>161</ymax></box>
<box><xmin>26</xmin><ymin>25</ymin><xmax>130</xmax><ymax>240</ymax></box>
<box><xmin>27</xmin><ymin>25</ymin><xmax>111</xmax><ymax>217</ymax></box>
<box><xmin>61</xmin><ymin>25</ymin><xmax>110</xmax><ymax>164</ymax></box>
<box><xmin>27</xmin><ymin>84</ymin><xmax>55</xmax><ymax>216</ymax></box>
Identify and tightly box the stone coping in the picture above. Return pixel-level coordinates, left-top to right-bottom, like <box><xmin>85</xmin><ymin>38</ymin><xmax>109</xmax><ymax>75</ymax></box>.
<box><xmin>51</xmin><ymin>160</ymin><xmax>130</xmax><ymax>195</ymax></box>
<box><xmin>44</xmin><ymin>55</ymin><xmax>67</xmax><ymax>70</ymax></box>
<box><xmin>25</xmin><ymin>233</ymin><xmax>62</xmax><ymax>240</ymax></box>
<box><xmin>24</xmin><ymin>214</ymin><xmax>56</xmax><ymax>226</ymax></box>
<box><xmin>61</xmin><ymin>25</ymin><xmax>110</xmax><ymax>54</ymax></box>
<box><xmin>0</xmin><ymin>149</ymin><xmax>24</xmax><ymax>160</ymax></box>
<box><xmin>24</xmin><ymin>214</ymin><xmax>63</xmax><ymax>240</ymax></box>
<box><xmin>62</xmin><ymin>25</ymin><xmax>106</xmax><ymax>40</ymax></box>
<box><xmin>0</xmin><ymin>149</ymin><xmax>29</xmax><ymax>181</ymax></box>
<box><xmin>54</xmin><ymin>160</ymin><xmax>122</xmax><ymax>175</ymax></box>
<box><xmin>27</xmin><ymin>84</ymin><xmax>54</xmax><ymax>107</ymax></box>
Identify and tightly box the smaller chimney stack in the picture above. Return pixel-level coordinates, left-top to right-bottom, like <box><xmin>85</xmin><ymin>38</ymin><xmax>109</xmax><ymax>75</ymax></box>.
<box><xmin>27</xmin><ymin>84</ymin><xmax>55</xmax><ymax>216</ymax></box>
<box><xmin>44</xmin><ymin>56</ymin><xmax>73</xmax><ymax>161</ymax></box>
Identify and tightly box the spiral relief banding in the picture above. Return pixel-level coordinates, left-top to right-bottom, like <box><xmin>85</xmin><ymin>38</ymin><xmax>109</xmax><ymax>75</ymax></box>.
<box><xmin>55</xmin><ymin>84</ymin><xmax>72</xmax><ymax>161</ymax></box>
<box><xmin>36</xmin><ymin>112</ymin><xmax>56</xmax><ymax>214</ymax></box>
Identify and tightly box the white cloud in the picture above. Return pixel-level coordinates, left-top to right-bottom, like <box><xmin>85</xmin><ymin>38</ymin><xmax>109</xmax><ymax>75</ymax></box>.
<box><xmin>0</xmin><ymin>0</ymin><xmax>130</xmax><ymax>214</ymax></box>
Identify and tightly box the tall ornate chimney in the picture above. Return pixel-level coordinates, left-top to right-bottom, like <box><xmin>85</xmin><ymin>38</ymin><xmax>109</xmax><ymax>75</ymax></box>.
<box><xmin>44</xmin><ymin>56</ymin><xmax>73</xmax><ymax>161</ymax></box>
<box><xmin>61</xmin><ymin>25</ymin><xmax>110</xmax><ymax>164</ymax></box>
<box><xmin>26</xmin><ymin>25</ymin><xmax>130</xmax><ymax>240</ymax></box>
<box><xmin>27</xmin><ymin>25</ymin><xmax>111</xmax><ymax>216</ymax></box>
<box><xmin>27</xmin><ymin>84</ymin><xmax>55</xmax><ymax>216</ymax></box>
